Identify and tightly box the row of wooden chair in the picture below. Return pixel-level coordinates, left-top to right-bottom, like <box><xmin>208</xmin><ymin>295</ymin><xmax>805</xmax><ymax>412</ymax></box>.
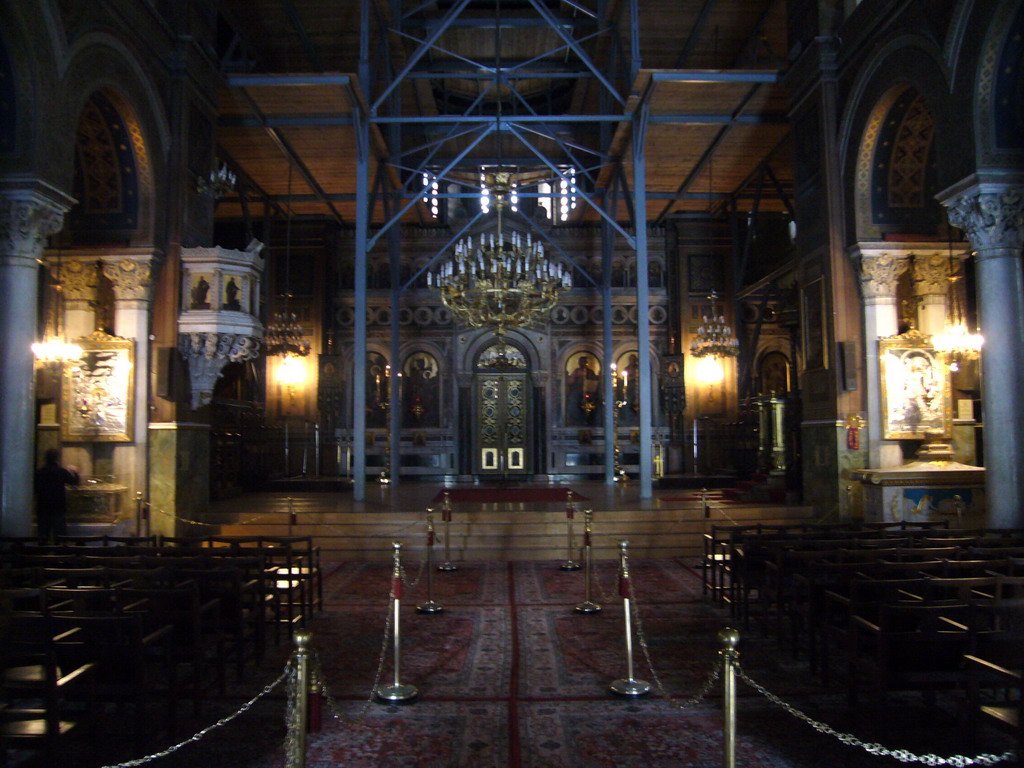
<box><xmin>1</xmin><ymin>533</ymin><xmax>324</xmax><ymax>627</ymax></box>
<box><xmin>0</xmin><ymin>550</ymin><xmax>285</xmax><ymax>764</ymax></box>
<box><xmin>702</xmin><ymin>525</ymin><xmax>1024</xmax><ymax>751</ymax></box>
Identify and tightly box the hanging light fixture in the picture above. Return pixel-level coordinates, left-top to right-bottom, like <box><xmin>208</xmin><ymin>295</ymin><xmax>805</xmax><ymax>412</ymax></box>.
<box><xmin>689</xmin><ymin>291</ymin><xmax>739</xmax><ymax>359</ymax></box>
<box><xmin>428</xmin><ymin>171</ymin><xmax>570</xmax><ymax>339</ymax></box>
<box><xmin>33</xmin><ymin>246</ymin><xmax>83</xmax><ymax>365</ymax></box>
<box><xmin>932</xmin><ymin>227</ymin><xmax>982</xmax><ymax>372</ymax></box>
<box><xmin>265</xmin><ymin>164</ymin><xmax>311</xmax><ymax>360</ymax></box>
<box><xmin>426</xmin><ymin>0</ymin><xmax>569</xmax><ymax>339</ymax></box>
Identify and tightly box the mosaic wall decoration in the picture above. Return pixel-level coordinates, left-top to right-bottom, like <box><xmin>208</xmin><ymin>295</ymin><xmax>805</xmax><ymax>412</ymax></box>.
<box><xmin>69</xmin><ymin>92</ymin><xmax>139</xmax><ymax>233</ymax></box>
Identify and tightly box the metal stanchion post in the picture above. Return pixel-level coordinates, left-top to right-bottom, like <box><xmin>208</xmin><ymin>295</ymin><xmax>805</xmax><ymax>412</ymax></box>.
<box><xmin>574</xmin><ymin>509</ymin><xmax>601</xmax><ymax>613</ymax></box>
<box><xmin>702</xmin><ymin>488</ymin><xmax>710</xmax><ymax>519</ymax></box>
<box><xmin>376</xmin><ymin>542</ymin><xmax>419</xmax><ymax>702</ymax></box>
<box><xmin>719</xmin><ymin>627</ymin><xmax>739</xmax><ymax>768</ymax></box>
<box><xmin>609</xmin><ymin>540</ymin><xmax>651</xmax><ymax>696</ymax></box>
<box><xmin>417</xmin><ymin>513</ymin><xmax>444</xmax><ymax>614</ymax></box>
<box><xmin>438</xmin><ymin>491</ymin><xmax>457</xmax><ymax>572</ymax></box>
<box><xmin>288</xmin><ymin>629</ymin><xmax>311</xmax><ymax>768</ymax></box>
<box><xmin>560</xmin><ymin>490</ymin><xmax>580</xmax><ymax>570</ymax></box>
<box><xmin>288</xmin><ymin>496</ymin><xmax>296</xmax><ymax>536</ymax></box>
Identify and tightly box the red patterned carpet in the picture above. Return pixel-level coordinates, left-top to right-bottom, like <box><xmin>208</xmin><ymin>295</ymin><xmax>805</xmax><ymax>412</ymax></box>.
<box><xmin>117</xmin><ymin>557</ymin><xmax>1016</xmax><ymax>768</ymax></box>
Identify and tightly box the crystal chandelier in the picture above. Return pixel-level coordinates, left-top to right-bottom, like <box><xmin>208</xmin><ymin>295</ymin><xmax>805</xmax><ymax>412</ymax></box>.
<box><xmin>427</xmin><ymin>171</ymin><xmax>570</xmax><ymax>338</ymax></box>
<box><xmin>689</xmin><ymin>292</ymin><xmax>739</xmax><ymax>358</ymax></box>
<box><xmin>33</xmin><ymin>248</ymin><xmax>83</xmax><ymax>365</ymax></box>
<box><xmin>196</xmin><ymin>162</ymin><xmax>237</xmax><ymax>199</ymax></box>
<box><xmin>932</xmin><ymin>255</ymin><xmax>982</xmax><ymax>372</ymax></box>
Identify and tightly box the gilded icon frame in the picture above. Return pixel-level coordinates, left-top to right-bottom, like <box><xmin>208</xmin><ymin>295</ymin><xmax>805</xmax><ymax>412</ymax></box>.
<box><xmin>879</xmin><ymin>329</ymin><xmax>952</xmax><ymax>440</ymax></box>
<box><xmin>62</xmin><ymin>332</ymin><xmax>135</xmax><ymax>443</ymax></box>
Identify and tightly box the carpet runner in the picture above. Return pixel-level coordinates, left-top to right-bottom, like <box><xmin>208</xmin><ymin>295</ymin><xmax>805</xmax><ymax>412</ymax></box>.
<box><xmin>131</xmin><ymin>558</ymin><xmax>1016</xmax><ymax>768</ymax></box>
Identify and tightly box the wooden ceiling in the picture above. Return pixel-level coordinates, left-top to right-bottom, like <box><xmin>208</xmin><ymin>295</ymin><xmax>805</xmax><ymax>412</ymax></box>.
<box><xmin>214</xmin><ymin>0</ymin><xmax>793</xmax><ymax>226</ymax></box>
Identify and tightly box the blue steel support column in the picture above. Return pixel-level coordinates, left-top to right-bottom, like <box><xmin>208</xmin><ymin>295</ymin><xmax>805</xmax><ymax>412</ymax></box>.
<box><xmin>602</xmin><ymin>180</ymin><xmax>617</xmax><ymax>485</ymax></box>
<box><xmin>388</xmin><ymin>195</ymin><xmax>402</xmax><ymax>486</ymax></box>
<box><xmin>387</xmin><ymin>8</ymin><xmax>403</xmax><ymax>488</ymax></box>
<box><xmin>352</xmin><ymin>0</ymin><xmax>371</xmax><ymax>500</ymax></box>
<box><xmin>633</xmin><ymin>102</ymin><xmax>653</xmax><ymax>498</ymax></box>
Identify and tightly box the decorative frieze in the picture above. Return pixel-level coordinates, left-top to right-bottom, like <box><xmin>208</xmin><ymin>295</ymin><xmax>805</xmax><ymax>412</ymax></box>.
<box><xmin>177</xmin><ymin>332</ymin><xmax>261</xmax><ymax>410</ymax></box>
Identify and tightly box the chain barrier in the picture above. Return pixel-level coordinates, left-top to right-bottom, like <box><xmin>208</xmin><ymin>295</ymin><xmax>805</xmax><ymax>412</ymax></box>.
<box><xmin>313</xmin><ymin>578</ymin><xmax>396</xmax><ymax>726</ymax></box>
<box><xmin>626</xmin><ymin>571</ymin><xmax>721</xmax><ymax>709</ymax></box>
<box><xmin>736</xmin><ymin>666</ymin><xmax>1016</xmax><ymax>767</ymax></box>
<box><xmin>97</xmin><ymin>661</ymin><xmax>293</xmax><ymax>768</ymax></box>
<box><xmin>400</xmin><ymin>555</ymin><xmax>428</xmax><ymax>590</ymax></box>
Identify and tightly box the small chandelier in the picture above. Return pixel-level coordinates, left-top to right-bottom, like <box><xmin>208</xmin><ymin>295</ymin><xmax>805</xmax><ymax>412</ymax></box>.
<box><xmin>265</xmin><ymin>309</ymin><xmax>310</xmax><ymax>358</ymax></box>
<box><xmin>33</xmin><ymin>248</ymin><xmax>83</xmax><ymax>365</ymax></box>
<box><xmin>196</xmin><ymin>162</ymin><xmax>237</xmax><ymax>199</ymax></box>
<box><xmin>266</xmin><ymin>164</ymin><xmax>310</xmax><ymax>359</ymax></box>
<box><xmin>689</xmin><ymin>292</ymin><xmax>739</xmax><ymax>358</ymax></box>
<box><xmin>932</xmin><ymin>255</ymin><xmax>982</xmax><ymax>372</ymax></box>
<box><xmin>427</xmin><ymin>171</ymin><xmax>570</xmax><ymax>339</ymax></box>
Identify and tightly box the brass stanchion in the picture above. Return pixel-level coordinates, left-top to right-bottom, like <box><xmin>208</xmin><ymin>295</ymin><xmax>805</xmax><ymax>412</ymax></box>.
<box><xmin>560</xmin><ymin>490</ymin><xmax>581</xmax><ymax>570</ymax></box>
<box><xmin>438</xmin><ymin>491</ymin><xmax>457</xmax><ymax>572</ymax></box>
<box><xmin>702</xmin><ymin>488</ymin><xmax>710</xmax><ymax>519</ymax></box>
<box><xmin>376</xmin><ymin>542</ymin><xmax>419</xmax><ymax>702</ymax></box>
<box><xmin>288</xmin><ymin>496</ymin><xmax>297</xmax><ymax>535</ymax></box>
<box><xmin>574</xmin><ymin>509</ymin><xmax>601</xmax><ymax>613</ymax></box>
<box><xmin>417</xmin><ymin>513</ymin><xmax>444</xmax><ymax>614</ymax></box>
<box><xmin>719</xmin><ymin>627</ymin><xmax>740</xmax><ymax>768</ymax></box>
<box><xmin>609</xmin><ymin>540</ymin><xmax>650</xmax><ymax>696</ymax></box>
<box><xmin>135</xmin><ymin>491</ymin><xmax>145</xmax><ymax>536</ymax></box>
<box><xmin>287</xmin><ymin>629</ymin><xmax>312</xmax><ymax>768</ymax></box>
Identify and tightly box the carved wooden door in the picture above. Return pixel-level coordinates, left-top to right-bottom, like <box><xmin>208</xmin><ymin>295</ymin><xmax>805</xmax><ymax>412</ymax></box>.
<box><xmin>475</xmin><ymin>373</ymin><xmax>530</xmax><ymax>476</ymax></box>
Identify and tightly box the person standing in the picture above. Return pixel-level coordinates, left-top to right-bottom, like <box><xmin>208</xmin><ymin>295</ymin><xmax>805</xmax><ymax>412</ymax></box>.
<box><xmin>34</xmin><ymin>448</ymin><xmax>79</xmax><ymax>542</ymax></box>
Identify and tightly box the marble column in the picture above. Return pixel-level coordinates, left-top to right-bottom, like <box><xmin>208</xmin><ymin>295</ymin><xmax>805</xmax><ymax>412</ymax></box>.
<box><xmin>103</xmin><ymin>255</ymin><xmax>157</xmax><ymax>503</ymax></box>
<box><xmin>0</xmin><ymin>179</ymin><xmax>74</xmax><ymax>536</ymax></box>
<box><xmin>943</xmin><ymin>180</ymin><xmax>1024</xmax><ymax>528</ymax></box>
<box><xmin>854</xmin><ymin>249</ymin><xmax>909</xmax><ymax>470</ymax></box>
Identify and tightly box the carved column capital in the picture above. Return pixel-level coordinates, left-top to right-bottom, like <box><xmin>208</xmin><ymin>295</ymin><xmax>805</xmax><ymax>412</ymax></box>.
<box><xmin>858</xmin><ymin>254</ymin><xmax>909</xmax><ymax>299</ymax></box>
<box><xmin>0</xmin><ymin>179</ymin><xmax>75</xmax><ymax>261</ymax></box>
<box><xmin>911</xmin><ymin>254</ymin><xmax>950</xmax><ymax>296</ymax></box>
<box><xmin>944</xmin><ymin>184</ymin><xmax>1024</xmax><ymax>253</ymax></box>
<box><xmin>102</xmin><ymin>256</ymin><xmax>155</xmax><ymax>302</ymax></box>
<box><xmin>52</xmin><ymin>258</ymin><xmax>98</xmax><ymax>304</ymax></box>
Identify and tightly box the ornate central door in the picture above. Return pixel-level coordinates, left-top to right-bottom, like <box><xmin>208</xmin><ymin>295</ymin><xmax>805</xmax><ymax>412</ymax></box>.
<box><xmin>475</xmin><ymin>373</ymin><xmax>530</xmax><ymax>476</ymax></box>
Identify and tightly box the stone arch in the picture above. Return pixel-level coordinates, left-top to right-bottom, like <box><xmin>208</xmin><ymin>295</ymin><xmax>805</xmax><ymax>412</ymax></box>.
<box><xmin>57</xmin><ymin>33</ymin><xmax>170</xmax><ymax>247</ymax></box>
<box><xmin>461</xmin><ymin>328</ymin><xmax>541</xmax><ymax>374</ymax></box>
<box><xmin>0</xmin><ymin>1</ymin><xmax>64</xmax><ymax>176</ymax></box>
<box><xmin>975</xmin><ymin>0</ymin><xmax>1024</xmax><ymax>168</ymax></box>
<box><xmin>840</xmin><ymin>35</ymin><xmax>962</xmax><ymax>243</ymax></box>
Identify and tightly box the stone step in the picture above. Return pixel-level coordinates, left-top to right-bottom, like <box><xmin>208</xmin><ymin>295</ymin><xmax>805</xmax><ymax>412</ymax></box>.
<box><xmin>213</xmin><ymin>503</ymin><xmax>817</xmax><ymax>562</ymax></box>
